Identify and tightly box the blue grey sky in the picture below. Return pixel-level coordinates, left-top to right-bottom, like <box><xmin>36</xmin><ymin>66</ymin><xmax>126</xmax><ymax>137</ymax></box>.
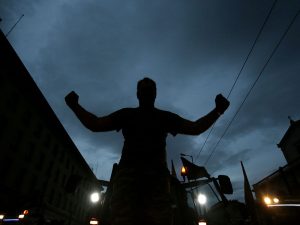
<box><xmin>1</xmin><ymin>0</ymin><xmax>300</xmax><ymax>202</ymax></box>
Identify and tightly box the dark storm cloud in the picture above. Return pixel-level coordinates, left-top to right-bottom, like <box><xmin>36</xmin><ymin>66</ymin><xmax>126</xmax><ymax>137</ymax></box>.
<box><xmin>211</xmin><ymin>148</ymin><xmax>252</xmax><ymax>172</ymax></box>
<box><xmin>30</xmin><ymin>0</ymin><xmax>300</xmax><ymax>185</ymax></box>
<box><xmin>192</xmin><ymin>1</ymin><xmax>300</xmax><ymax>170</ymax></box>
<box><xmin>223</xmin><ymin>58</ymin><xmax>300</xmax><ymax>141</ymax></box>
<box><xmin>1</xmin><ymin>0</ymin><xmax>299</xmax><ymax>197</ymax></box>
<box><xmin>0</xmin><ymin>0</ymin><xmax>42</xmax><ymax>26</ymax></box>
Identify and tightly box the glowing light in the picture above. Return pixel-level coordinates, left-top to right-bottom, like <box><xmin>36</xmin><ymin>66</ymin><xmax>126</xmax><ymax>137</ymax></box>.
<box><xmin>3</xmin><ymin>219</ymin><xmax>19</xmax><ymax>222</ymax></box>
<box><xmin>23</xmin><ymin>210</ymin><xmax>29</xmax><ymax>215</ymax></box>
<box><xmin>273</xmin><ymin>198</ymin><xmax>279</xmax><ymax>204</ymax></box>
<box><xmin>18</xmin><ymin>214</ymin><xmax>25</xmax><ymax>219</ymax></box>
<box><xmin>90</xmin><ymin>218</ymin><xmax>98</xmax><ymax>225</ymax></box>
<box><xmin>197</xmin><ymin>193</ymin><xmax>207</xmax><ymax>205</ymax></box>
<box><xmin>181</xmin><ymin>166</ymin><xmax>187</xmax><ymax>175</ymax></box>
<box><xmin>268</xmin><ymin>204</ymin><xmax>300</xmax><ymax>207</ymax></box>
<box><xmin>264</xmin><ymin>196</ymin><xmax>272</xmax><ymax>205</ymax></box>
<box><xmin>198</xmin><ymin>221</ymin><xmax>207</xmax><ymax>225</ymax></box>
<box><xmin>90</xmin><ymin>192</ymin><xmax>100</xmax><ymax>203</ymax></box>
<box><xmin>0</xmin><ymin>215</ymin><xmax>4</xmax><ymax>219</ymax></box>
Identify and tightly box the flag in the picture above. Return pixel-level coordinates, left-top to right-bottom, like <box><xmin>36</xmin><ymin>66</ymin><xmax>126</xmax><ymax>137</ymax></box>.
<box><xmin>180</xmin><ymin>157</ymin><xmax>210</xmax><ymax>180</ymax></box>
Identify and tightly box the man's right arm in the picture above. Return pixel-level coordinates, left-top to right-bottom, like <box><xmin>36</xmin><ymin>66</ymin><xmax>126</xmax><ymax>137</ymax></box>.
<box><xmin>173</xmin><ymin>94</ymin><xmax>230</xmax><ymax>135</ymax></box>
<box><xmin>65</xmin><ymin>91</ymin><xmax>119</xmax><ymax>132</ymax></box>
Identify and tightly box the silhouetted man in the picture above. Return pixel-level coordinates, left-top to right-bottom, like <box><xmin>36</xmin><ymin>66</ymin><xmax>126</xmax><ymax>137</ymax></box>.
<box><xmin>65</xmin><ymin>77</ymin><xmax>230</xmax><ymax>225</ymax></box>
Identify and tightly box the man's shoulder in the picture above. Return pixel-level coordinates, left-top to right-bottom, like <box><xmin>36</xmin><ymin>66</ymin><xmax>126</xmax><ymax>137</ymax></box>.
<box><xmin>155</xmin><ymin>108</ymin><xmax>178</xmax><ymax>115</ymax></box>
<box><xmin>154</xmin><ymin>108</ymin><xmax>181</xmax><ymax>120</ymax></box>
<box><xmin>114</xmin><ymin>107</ymin><xmax>138</xmax><ymax>115</ymax></box>
<box><xmin>109</xmin><ymin>108</ymin><xmax>137</xmax><ymax>123</ymax></box>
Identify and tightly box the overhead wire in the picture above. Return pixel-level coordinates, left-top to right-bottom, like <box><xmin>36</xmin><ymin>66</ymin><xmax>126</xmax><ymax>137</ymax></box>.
<box><xmin>204</xmin><ymin>8</ymin><xmax>300</xmax><ymax>166</ymax></box>
<box><xmin>195</xmin><ymin>0</ymin><xmax>279</xmax><ymax>162</ymax></box>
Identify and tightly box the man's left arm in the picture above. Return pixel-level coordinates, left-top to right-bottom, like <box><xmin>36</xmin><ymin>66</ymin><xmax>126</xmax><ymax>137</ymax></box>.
<box><xmin>176</xmin><ymin>94</ymin><xmax>230</xmax><ymax>135</ymax></box>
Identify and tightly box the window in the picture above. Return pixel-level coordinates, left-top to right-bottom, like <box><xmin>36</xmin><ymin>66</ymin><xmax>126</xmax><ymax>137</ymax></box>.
<box><xmin>54</xmin><ymin>169</ymin><xmax>60</xmax><ymax>183</ymax></box>
<box><xmin>14</xmin><ymin>167</ymin><xmax>27</xmax><ymax>190</ymax></box>
<box><xmin>52</xmin><ymin>144</ymin><xmax>59</xmax><ymax>158</ymax></box>
<box><xmin>0</xmin><ymin>114</ymin><xmax>8</xmax><ymax>141</ymax></box>
<box><xmin>43</xmin><ymin>133</ymin><xmax>52</xmax><ymax>148</ymax></box>
<box><xmin>66</xmin><ymin>158</ymin><xmax>70</xmax><ymax>170</ymax></box>
<box><xmin>21</xmin><ymin>110</ymin><xmax>32</xmax><ymax>127</ymax></box>
<box><xmin>57</xmin><ymin>193</ymin><xmax>62</xmax><ymax>208</ymax></box>
<box><xmin>33</xmin><ymin>122</ymin><xmax>43</xmax><ymax>139</ymax></box>
<box><xmin>295</xmin><ymin>139</ymin><xmax>300</xmax><ymax>155</ymax></box>
<box><xmin>9</xmin><ymin>130</ymin><xmax>24</xmax><ymax>153</ymax></box>
<box><xmin>28</xmin><ymin>173</ymin><xmax>37</xmax><ymax>193</ymax></box>
<box><xmin>62</xmin><ymin>174</ymin><xmax>67</xmax><ymax>187</ymax></box>
<box><xmin>49</xmin><ymin>189</ymin><xmax>55</xmax><ymax>205</ymax></box>
<box><xmin>6</xmin><ymin>90</ymin><xmax>19</xmax><ymax>113</ymax></box>
<box><xmin>35</xmin><ymin>152</ymin><xmax>45</xmax><ymax>170</ymax></box>
<box><xmin>46</xmin><ymin>160</ymin><xmax>54</xmax><ymax>177</ymax></box>
<box><xmin>24</xmin><ymin>142</ymin><xmax>36</xmax><ymax>162</ymax></box>
<box><xmin>59</xmin><ymin>151</ymin><xmax>65</xmax><ymax>163</ymax></box>
<box><xmin>0</xmin><ymin>157</ymin><xmax>12</xmax><ymax>182</ymax></box>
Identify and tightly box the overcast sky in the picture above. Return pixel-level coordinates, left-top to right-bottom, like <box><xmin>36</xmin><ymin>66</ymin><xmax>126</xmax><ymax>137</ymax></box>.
<box><xmin>1</xmin><ymin>0</ymin><xmax>300</xmax><ymax>203</ymax></box>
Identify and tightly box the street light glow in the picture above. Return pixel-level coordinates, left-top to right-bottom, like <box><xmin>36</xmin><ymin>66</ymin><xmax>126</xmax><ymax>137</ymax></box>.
<box><xmin>181</xmin><ymin>166</ymin><xmax>187</xmax><ymax>175</ymax></box>
<box><xmin>90</xmin><ymin>192</ymin><xmax>100</xmax><ymax>203</ymax></box>
<box><xmin>197</xmin><ymin>193</ymin><xmax>207</xmax><ymax>205</ymax></box>
<box><xmin>273</xmin><ymin>197</ymin><xmax>279</xmax><ymax>203</ymax></box>
<box><xmin>198</xmin><ymin>221</ymin><xmax>207</xmax><ymax>225</ymax></box>
<box><xmin>18</xmin><ymin>215</ymin><xmax>25</xmax><ymax>219</ymax></box>
<box><xmin>264</xmin><ymin>196</ymin><xmax>272</xmax><ymax>205</ymax></box>
<box><xmin>0</xmin><ymin>215</ymin><xmax>4</xmax><ymax>220</ymax></box>
<box><xmin>90</xmin><ymin>218</ymin><xmax>98</xmax><ymax>225</ymax></box>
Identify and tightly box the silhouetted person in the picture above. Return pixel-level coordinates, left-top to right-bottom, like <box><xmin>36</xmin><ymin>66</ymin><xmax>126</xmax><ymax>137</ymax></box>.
<box><xmin>65</xmin><ymin>77</ymin><xmax>230</xmax><ymax>225</ymax></box>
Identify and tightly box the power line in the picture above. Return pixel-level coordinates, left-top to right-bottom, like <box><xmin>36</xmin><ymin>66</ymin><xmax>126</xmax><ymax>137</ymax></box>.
<box><xmin>5</xmin><ymin>14</ymin><xmax>24</xmax><ymax>37</ymax></box>
<box><xmin>226</xmin><ymin>0</ymin><xmax>279</xmax><ymax>98</ymax></box>
<box><xmin>195</xmin><ymin>0</ymin><xmax>279</xmax><ymax>162</ymax></box>
<box><xmin>204</xmin><ymin>9</ymin><xmax>300</xmax><ymax>166</ymax></box>
<box><xmin>195</xmin><ymin>122</ymin><xmax>216</xmax><ymax>160</ymax></box>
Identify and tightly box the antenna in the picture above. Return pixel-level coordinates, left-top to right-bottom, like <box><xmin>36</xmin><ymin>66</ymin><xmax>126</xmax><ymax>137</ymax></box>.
<box><xmin>6</xmin><ymin>14</ymin><xmax>24</xmax><ymax>37</ymax></box>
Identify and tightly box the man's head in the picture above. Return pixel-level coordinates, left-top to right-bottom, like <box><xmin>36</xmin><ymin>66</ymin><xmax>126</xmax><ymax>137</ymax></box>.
<box><xmin>137</xmin><ymin>77</ymin><xmax>156</xmax><ymax>108</ymax></box>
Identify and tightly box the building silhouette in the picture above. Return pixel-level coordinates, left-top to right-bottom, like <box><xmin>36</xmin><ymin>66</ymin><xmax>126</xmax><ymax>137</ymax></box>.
<box><xmin>0</xmin><ymin>30</ymin><xmax>101</xmax><ymax>225</ymax></box>
<box><xmin>253</xmin><ymin>118</ymin><xmax>300</xmax><ymax>225</ymax></box>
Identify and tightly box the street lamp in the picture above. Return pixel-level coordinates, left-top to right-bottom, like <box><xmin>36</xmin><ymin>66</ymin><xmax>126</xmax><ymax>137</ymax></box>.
<box><xmin>273</xmin><ymin>197</ymin><xmax>279</xmax><ymax>204</ymax></box>
<box><xmin>90</xmin><ymin>218</ymin><xmax>98</xmax><ymax>225</ymax></box>
<box><xmin>263</xmin><ymin>196</ymin><xmax>272</xmax><ymax>205</ymax></box>
<box><xmin>263</xmin><ymin>196</ymin><xmax>280</xmax><ymax>205</ymax></box>
<box><xmin>18</xmin><ymin>214</ymin><xmax>25</xmax><ymax>219</ymax></box>
<box><xmin>197</xmin><ymin>193</ymin><xmax>207</xmax><ymax>205</ymax></box>
<box><xmin>181</xmin><ymin>166</ymin><xmax>187</xmax><ymax>176</ymax></box>
<box><xmin>90</xmin><ymin>192</ymin><xmax>100</xmax><ymax>203</ymax></box>
<box><xmin>198</xmin><ymin>220</ymin><xmax>207</xmax><ymax>225</ymax></box>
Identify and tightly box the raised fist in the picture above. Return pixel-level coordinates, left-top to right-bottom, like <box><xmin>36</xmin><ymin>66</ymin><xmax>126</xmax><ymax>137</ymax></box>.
<box><xmin>215</xmin><ymin>94</ymin><xmax>230</xmax><ymax>114</ymax></box>
<box><xmin>65</xmin><ymin>91</ymin><xmax>79</xmax><ymax>108</ymax></box>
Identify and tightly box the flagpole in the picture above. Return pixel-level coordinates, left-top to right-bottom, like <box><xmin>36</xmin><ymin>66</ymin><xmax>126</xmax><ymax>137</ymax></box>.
<box><xmin>241</xmin><ymin>161</ymin><xmax>259</xmax><ymax>225</ymax></box>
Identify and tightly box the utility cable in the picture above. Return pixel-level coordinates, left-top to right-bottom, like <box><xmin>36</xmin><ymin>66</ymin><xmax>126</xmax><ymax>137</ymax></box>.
<box><xmin>204</xmin><ymin>9</ymin><xmax>300</xmax><ymax>166</ymax></box>
<box><xmin>195</xmin><ymin>0</ymin><xmax>279</xmax><ymax>162</ymax></box>
<box><xmin>5</xmin><ymin>14</ymin><xmax>24</xmax><ymax>37</ymax></box>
